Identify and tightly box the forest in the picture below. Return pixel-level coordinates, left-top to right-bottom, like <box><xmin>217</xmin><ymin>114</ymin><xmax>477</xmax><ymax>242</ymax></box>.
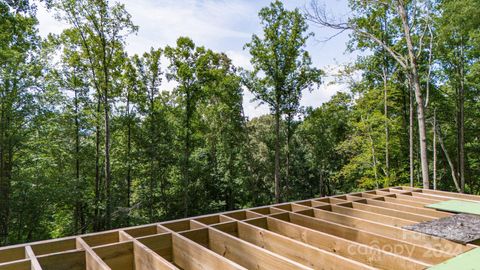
<box><xmin>0</xmin><ymin>0</ymin><xmax>479</xmax><ymax>245</ymax></box>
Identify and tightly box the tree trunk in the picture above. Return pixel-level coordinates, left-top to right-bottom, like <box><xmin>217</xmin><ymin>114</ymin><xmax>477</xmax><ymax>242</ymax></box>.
<box><xmin>433</xmin><ymin>109</ymin><xmax>437</xmax><ymax>190</ymax></box>
<box><xmin>319</xmin><ymin>166</ymin><xmax>324</xmax><ymax>197</ymax></box>
<box><xmin>0</xmin><ymin>109</ymin><xmax>11</xmax><ymax>245</ymax></box>
<box><xmin>104</xmin><ymin>91</ymin><xmax>111</xmax><ymax>229</ymax></box>
<box><xmin>274</xmin><ymin>108</ymin><xmax>281</xmax><ymax>203</ymax></box>
<box><xmin>94</xmin><ymin>99</ymin><xmax>101</xmax><ymax>231</ymax></box>
<box><xmin>285</xmin><ymin>113</ymin><xmax>292</xmax><ymax>200</ymax></box>
<box><xmin>126</xmin><ymin>89</ymin><xmax>132</xmax><ymax>225</ymax></box>
<box><xmin>74</xmin><ymin>85</ymin><xmax>82</xmax><ymax>233</ymax></box>
<box><xmin>436</xmin><ymin>124</ymin><xmax>461</xmax><ymax>192</ymax></box>
<box><xmin>458</xmin><ymin>42</ymin><xmax>465</xmax><ymax>193</ymax></box>
<box><xmin>366</xmin><ymin>118</ymin><xmax>379</xmax><ymax>188</ymax></box>
<box><xmin>149</xmin><ymin>95</ymin><xmax>155</xmax><ymax>222</ymax></box>
<box><xmin>382</xmin><ymin>67</ymin><xmax>389</xmax><ymax>182</ymax></box>
<box><xmin>382</xmin><ymin>14</ymin><xmax>390</xmax><ymax>182</ymax></box>
<box><xmin>409</xmin><ymin>82</ymin><xmax>414</xmax><ymax>187</ymax></box>
<box><xmin>183</xmin><ymin>92</ymin><xmax>192</xmax><ymax>217</ymax></box>
<box><xmin>397</xmin><ymin>1</ymin><xmax>429</xmax><ymax>189</ymax></box>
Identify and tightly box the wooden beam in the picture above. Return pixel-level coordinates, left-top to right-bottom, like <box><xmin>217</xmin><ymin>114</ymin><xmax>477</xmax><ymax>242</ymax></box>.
<box><xmin>1</xmin><ymin>187</ymin><xmax>478</xmax><ymax>269</ymax></box>
<box><xmin>137</xmin><ymin>234</ymin><xmax>173</xmax><ymax>262</ymax></box>
<box><xmin>0</xmin><ymin>259</ymin><xmax>31</xmax><ymax>270</ymax></box>
<box><xmin>346</xmin><ymin>196</ymin><xmax>451</xmax><ymax>219</ymax></box>
<box><xmin>75</xmin><ymin>237</ymin><xmax>111</xmax><ymax>270</ymax></box>
<box><xmin>386</xmin><ymin>189</ymin><xmax>450</xmax><ymax>202</ymax></box>
<box><xmin>336</xmin><ymin>201</ymin><xmax>435</xmax><ymax>222</ymax></box>
<box><xmin>81</xmin><ymin>232</ymin><xmax>119</xmax><ymax>248</ymax></box>
<box><xmin>133</xmin><ymin>240</ymin><xmax>179</xmax><ymax>270</ymax></box>
<box><xmin>308</xmin><ymin>207</ymin><xmax>471</xmax><ymax>255</ymax></box>
<box><xmin>189</xmin><ymin>220</ymin><xmax>207</xmax><ymax>230</ymax></box>
<box><xmin>172</xmin><ymin>232</ymin><xmax>246</xmax><ymax>270</ymax></box>
<box><xmin>36</xmin><ymin>250</ymin><xmax>85</xmax><ymax>270</ymax></box>
<box><xmin>400</xmin><ymin>186</ymin><xmax>480</xmax><ymax>202</ymax></box>
<box><xmin>235</xmin><ymin>219</ymin><xmax>375</xmax><ymax>270</ymax></box>
<box><xmin>264</xmin><ymin>215</ymin><xmax>429</xmax><ymax>269</ymax></box>
<box><xmin>329</xmin><ymin>204</ymin><xmax>416</xmax><ymax>227</ymax></box>
<box><xmin>0</xmin><ymin>246</ymin><xmax>24</xmax><ymax>263</ymax></box>
<box><xmin>30</xmin><ymin>239</ymin><xmax>77</xmax><ymax>257</ymax></box>
<box><xmin>375</xmin><ymin>190</ymin><xmax>443</xmax><ymax>204</ymax></box>
<box><xmin>207</xmin><ymin>226</ymin><xmax>312</xmax><ymax>270</ymax></box>
<box><xmin>124</xmin><ymin>226</ymin><xmax>158</xmax><ymax>239</ymax></box>
<box><xmin>93</xmin><ymin>241</ymin><xmax>134</xmax><ymax>270</ymax></box>
<box><xmin>25</xmin><ymin>246</ymin><xmax>42</xmax><ymax>270</ymax></box>
<box><xmin>284</xmin><ymin>210</ymin><xmax>453</xmax><ymax>265</ymax></box>
<box><xmin>378</xmin><ymin>195</ymin><xmax>436</xmax><ymax>208</ymax></box>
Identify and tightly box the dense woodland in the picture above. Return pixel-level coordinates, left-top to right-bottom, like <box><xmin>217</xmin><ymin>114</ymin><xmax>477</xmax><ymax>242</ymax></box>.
<box><xmin>0</xmin><ymin>0</ymin><xmax>479</xmax><ymax>245</ymax></box>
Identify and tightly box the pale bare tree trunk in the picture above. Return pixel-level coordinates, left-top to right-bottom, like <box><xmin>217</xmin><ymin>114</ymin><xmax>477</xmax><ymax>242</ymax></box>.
<box><xmin>436</xmin><ymin>124</ymin><xmax>461</xmax><ymax>192</ymax></box>
<box><xmin>383</xmin><ymin>68</ymin><xmax>389</xmax><ymax>181</ymax></box>
<box><xmin>381</xmin><ymin>14</ymin><xmax>390</xmax><ymax>183</ymax></box>
<box><xmin>397</xmin><ymin>1</ymin><xmax>429</xmax><ymax>189</ymax></box>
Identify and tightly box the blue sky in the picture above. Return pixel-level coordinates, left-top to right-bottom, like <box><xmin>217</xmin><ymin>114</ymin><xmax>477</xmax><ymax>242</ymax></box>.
<box><xmin>36</xmin><ymin>0</ymin><xmax>356</xmax><ymax>118</ymax></box>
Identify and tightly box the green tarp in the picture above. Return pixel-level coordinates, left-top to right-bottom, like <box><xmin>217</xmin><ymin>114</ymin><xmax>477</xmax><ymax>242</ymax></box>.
<box><xmin>428</xmin><ymin>247</ymin><xmax>480</xmax><ymax>270</ymax></box>
<box><xmin>426</xmin><ymin>199</ymin><xmax>480</xmax><ymax>216</ymax></box>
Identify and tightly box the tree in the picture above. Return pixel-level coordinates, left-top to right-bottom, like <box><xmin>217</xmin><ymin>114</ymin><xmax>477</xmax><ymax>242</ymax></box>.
<box><xmin>244</xmin><ymin>0</ymin><xmax>322</xmax><ymax>203</ymax></box>
<box><xmin>298</xmin><ymin>93</ymin><xmax>352</xmax><ymax>196</ymax></box>
<box><xmin>307</xmin><ymin>0</ymin><xmax>433</xmax><ymax>189</ymax></box>
<box><xmin>200</xmin><ymin>53</ymin><xmax>247</xmax><ymax>211</ymax></box>
<box><xmin>134</xmin><ymin>48</ymin><xmax>171</xmax><ymax>222</ymax></box>
<box><xmin>55</xmin><ymin>35</ymin><xmax>91</xmax><ymax>233</ymax></box>
<box><xmin>165</xmin><ymin>37</ymin><xmax>211</xmax><ymax>217</ymax></box>
<box><xmin>54</xmin><ymin>0</ymin><xmax>137</xmax><ymax>229</ymax></box>
<box><xmin>436</xmin><ymin>0</ymin><xmax>480</xmax><ymax>192</ymax></box>
<box><xmin>0</xmin><ymin>1</ymin><xmax>41</xmax><ymax>244</ymax></box>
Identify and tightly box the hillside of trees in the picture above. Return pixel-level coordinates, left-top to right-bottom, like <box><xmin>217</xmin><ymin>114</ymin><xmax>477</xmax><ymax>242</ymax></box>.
<box><xmin>1</xmin><ymin>0</ymin><xmax>479</xmax><ymax>245</ymax></box>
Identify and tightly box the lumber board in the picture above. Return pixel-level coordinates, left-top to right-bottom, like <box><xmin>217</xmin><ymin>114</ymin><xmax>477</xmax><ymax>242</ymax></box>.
<box><xmin>0</xmin><ymin>187</ymin><xmax>478</xmax><ymax>269</ymax></box>
<box><xmin>172</xmin><ymin>233</ymin><xmax>246</xmax><ymax>270</ymax></box>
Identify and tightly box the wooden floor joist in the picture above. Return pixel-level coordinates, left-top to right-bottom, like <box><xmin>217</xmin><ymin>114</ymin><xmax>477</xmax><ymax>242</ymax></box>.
<box><xmin>0</xmin><ymin>187</ymin><xmax>479</xmax><ymax>270</ymax></box>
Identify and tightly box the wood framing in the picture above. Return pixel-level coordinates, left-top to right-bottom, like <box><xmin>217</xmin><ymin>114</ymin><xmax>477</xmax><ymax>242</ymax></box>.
<box><xmin>0</xmin><ymin>187</ymin><xmax>479</xmax><ymax>269</ymax></box>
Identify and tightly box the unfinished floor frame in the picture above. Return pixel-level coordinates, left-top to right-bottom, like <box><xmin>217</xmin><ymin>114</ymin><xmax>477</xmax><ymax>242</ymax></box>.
<box><xmin>0</xmin><ymin>186</ymin><xmax>479</xmax><ymax>270</ymax></box>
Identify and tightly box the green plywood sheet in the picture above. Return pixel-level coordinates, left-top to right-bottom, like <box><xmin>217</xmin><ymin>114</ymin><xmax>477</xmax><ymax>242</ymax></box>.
<box><xmin>428</xmin><ymin>247</ymin><xmax>480</xmax><ymax>270</ymax></box>
<box><xmin>426</xmin><ymin>200</ymin><xmax>480</xmax><ymax>216</ymax></box>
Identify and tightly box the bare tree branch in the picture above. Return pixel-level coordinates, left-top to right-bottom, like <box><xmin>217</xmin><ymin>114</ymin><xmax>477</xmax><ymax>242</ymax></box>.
<box><xmin>305</xmin><ymin>0</ymin><xmax>408</xmax><ymax>69</ymax></box>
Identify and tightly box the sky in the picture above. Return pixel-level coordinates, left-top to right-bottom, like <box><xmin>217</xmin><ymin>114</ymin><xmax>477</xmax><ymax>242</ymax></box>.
<box><xmin>35</xmin><ymin>0</ymin><xmax>356</xmax><ymax>118</ymax></box>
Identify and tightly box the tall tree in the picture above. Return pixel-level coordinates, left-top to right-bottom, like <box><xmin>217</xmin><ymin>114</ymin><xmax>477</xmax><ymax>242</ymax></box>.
<box><xmin>244</xmin><ymin>0</ymin><xmax>322</xmax><ymax>203</ymax></box>
<box><xmin>54</xmin><ymin>0</ymin><xmax>137</xmax><ymax>229</ymax></box>
<box><xmin>307</xmin><ymin>0</ymin><xmax>433</xmax><ymax>188</ymax></box>
<box><xmin>0</xmin><ymin>1</ymin><xmax>41</xmax><ymax>244</ymax></box>
<box><xmin>436</xmin><ymin>0</ymin><xmax>480</xmax><ymax>192</ymax></box>
<box><xmin>165</xmin><ymin>37</ymin><xmax>211</xmax><ymax>217</ymax></box>
<box><xmin>134</xmin><ymin>48</ymin><xmax>167</xmax><ymax>222</ymax></box>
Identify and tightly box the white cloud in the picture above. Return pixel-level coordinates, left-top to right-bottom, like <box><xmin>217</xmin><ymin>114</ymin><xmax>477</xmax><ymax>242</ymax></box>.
<box><xmin>35</xmin><ymin>0</ymin><xmax>356</xmax><ymax>118</ymax></box>
<box><xmin>119</xmin><ymin>0</ymin><xmax>256</xmax><ymax>55</ymax></box>
<box><xmin>225</xmin><ymin>50</ymin><xmax>252</xmax><ymax>71</ymax></box>
<box><xmin>36</xmin><ymin>2</ymin><xmax>67</xmax><ymax>37</ymax></box>
<box><xmin>243</xmin><ymin>90</ymin><xmax>270</xmax><ymax>119</ymax></box>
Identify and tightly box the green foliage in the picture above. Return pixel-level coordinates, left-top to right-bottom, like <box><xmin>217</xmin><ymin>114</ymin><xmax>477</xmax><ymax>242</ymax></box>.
<box><xmin>1</xmin><ymin>0</ymin><xmax>480</xmax><ymax>247</ymax></box>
